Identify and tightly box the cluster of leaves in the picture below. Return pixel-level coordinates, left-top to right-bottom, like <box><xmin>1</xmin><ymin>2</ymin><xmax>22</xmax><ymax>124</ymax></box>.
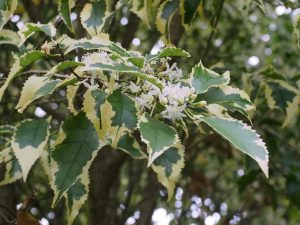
<box><xmin>0</xmin><ymin>0</ymin><xmax>299</xmax><ymax>224</ymax></box>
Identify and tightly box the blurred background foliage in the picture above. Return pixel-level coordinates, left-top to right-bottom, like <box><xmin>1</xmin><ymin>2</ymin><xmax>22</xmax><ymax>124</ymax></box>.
<box><xmin>0</xmin><ymin>0</ymin><xmax>300</xmax><ymax>224</ymax></box>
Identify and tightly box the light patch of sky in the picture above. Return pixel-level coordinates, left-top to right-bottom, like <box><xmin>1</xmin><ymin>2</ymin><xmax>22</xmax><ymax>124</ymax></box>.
<box><xmin>150</xmin><ymin>40</ymin><xmax>165</xmax><ymax>55</ymax></box>
<box><xmin>35</xmin><ymin>107</ymin><xmax>46</xmax><ymax>118</ymax></box>
<box><xmin>175</xmin><ymin>187</ymin><xmax>183</xmax><ymax>200</ymax></box>
<box><xmin>132</xmin><ymin>37</ymin><xmax>141</xmax><ymax>46</ymax></box>
<box><xmin>275</xmin><ymin>6</ymin><xmax>292</xmax><ymax>16</ymax></box>
<box><xmin>152</xmin><ymin>208</ymin><xmax>174</xmax><ymax>225</ymax></box>
<box><xmin>204</xmin><ymin>198</ymin><xmax>212</xmax><ymax>207</ymax></box>
<box><xmin>40</xmin><ymin>218</ymin><xmax>49</xmax><ymax>225</ymax></box>
<box><xmin>205</xmin><ymin>212</ymin><xmax>221</xmax><ymax>225</ymax></box>
<box><xmin>47</xmin><ymin>212</ymin><xmax>55</xmax><ymax>220</ymax></box>
<box><xmin>237</xmin><ymin>168</ymin><xmax>245</xmax><ymax>177</ymax></box>
<box><xmin>247</xmin><ymin>56</ymin><xmax>260</xmax><ymax>67</ymax></box>
<box><xmin>125</xmin><ymin>217</ymin><xmax>136</xmax><ymax>225</ymax></box>
<box><xmin>31</xmin><ymin>207</ymin><xmax>38</xmax><ymax>215</ymax></box>
<box><xmin>220</xmin><ymin>202</ymin><xmax>228</xmax><ymax>215</ymax></box>
<box><xmin>71</xmin><ymin>12</ymin><xmax>77</xmax><ymax>21</ymax></box>
<box><xmin>120</xmin><ymin>17</ymin><xmax>128</xmax><ymax>25</ymax></box>
<box><xmin>214</xmin><ymin>39</ymin><xmax>223</xmax><ymax>47</ymax></box>
<box><xmin>11</xmin><ymin>15</ymin><xmax>20</xmax><ymax>23</ymax></box>
<box><xmin>261</xmin><ymin>34</ymin><xmax>270</xmax><ymax>42</ymax></box>
<box><xmin>17</xmin><ymin>21</ymin><xmax>24</xmax><ymax>29</ymax></box>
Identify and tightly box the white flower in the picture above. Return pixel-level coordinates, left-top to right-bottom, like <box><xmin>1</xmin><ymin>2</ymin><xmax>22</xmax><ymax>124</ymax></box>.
<box><xmin>161</xmin><ymin>63</ymin><xmax>183</xmax><ymax>80</ymax></box>
<box><xmin>160</xmin><ymin>82</ymin><xmax>195</xmax><ymax>105</ymax></box>
<box><xmin>82</xmin><ymin>51</ymin><xmax>113</xmax><ymax>67</ymax></box>
<box><xmin>136</xmin><ymin>93</ymin><xmax>154</xmax><ymax>109</ymax></box>
<box><xmin>161</xmin><ymin>103</ymin><xmax>187</xmax><ymax>121</ymax></box>
<box><xmin>127</xmin><ymin>81</ymin><xmax>140</xmax><ymax>93</ymax></box>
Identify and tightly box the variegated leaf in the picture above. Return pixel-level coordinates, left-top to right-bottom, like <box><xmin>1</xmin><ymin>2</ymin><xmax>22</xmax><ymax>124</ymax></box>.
<box><xmin>201</xmin><ymin>117</ymin><xmax>269</xmax><ymax>177</ymax></box>
<box><xmin>66</xmin><ymin>84</ymin><xmax>80</xmax><ymax>114</ymax></box>
<box><xmin>80</xmin><ymin>52</ymin><xmax>163</xmax><ymax>89</ymax></box>
<box><xmin>264</xmin><ymin>80</ymin><xmax>299</xmax><ymax>127</ymax></box>
<box><xmin>64</xmin><ymin>34</ymin><xmax>130</xmax><ymax>57</ymax></box>
<box><xmin>130</xmin><ymin>0</ymin><xmax>158</xmax><ymax>27</ymax></box>
<box><xmin>104</xmin><ymin>90</ymin><xmax>139</xmax><ymax>146</ymax></box>
<box><xmin>295</xmin><ymin>14</ymin><xmax>300</xmax><ymax>48</ymax></box>
<box><xmin>11</xmin><ymin>119</ymin><xmax>49</xmax><ymax>181</ymax></box>
<box><xmin>16</xmin><ymin>75</ymin><xmax>77</xmax><ymax>113</ymax></box>
<box><xmin>18</xmin><ymin>22</ymin><xmax>56</xmax><ymax>46</ymax></box>
<box><xmin>58</xmin><ymin>0</ymin><xmax>74</xmax><ymax>30</ymax></box>
<box><xmin>45</xmin><ymin>61</ymin><xmax>84</xmax><ymax>78</ymax></box>
<box><xmin>147</xmin><ymin>47</ymin><xmax>190</xmax><ymax>62</ymax></box>
<box><xmin>80</xmin><ymin>0</ymin><xmax>111</xmax><ymax>35</ymax></box>
<box><xmin>82</xmin><ymin>86</ymin><xmax>107</xmax><ymax>139</ymax></box>
<box><xmin>198</xmin><ymin>85</ymin><xmax>255</xmax><ymax>118</ymax></box>
<box><xmin>156</xmin><ymin>0</ymin><xmax>180</xmax><ymax>40</ymax></box>
<box><xmin>0</xmin><ymin>29</ymin><xmax>20</xmax><ymax>46</ymax></box>
<box><xmin>151</xmin><ymin>141</ymin><xmax>184</xmax><ymax>200</ymax></box>
<box><xmin>139</xmin><ymin>115</ymin><xmax>178</xmax><ymax>166</ymax></box>
<box><xmin>117</xmin><ymin>132</ymin><xmax>146</xmax><ymax>159</ymax></box>
<box><xmin>51</xmin><ymin>112</ymin><xmax>102</xmax><ymax>206</ymax></box>
<box><xmin>0</xmin><ymin>150</ymin><xmax>22</xmax><ymax>186</ymax></box>
<box><xmin>0</xmin><ymin>50</ymin><xmax>46</xmax><ymax>101</ymax></box>
<box><xmin>191</xmin><ymin>62</ymin><xmax>230</xmax><ymax>93</ymax></box>
<box><xmin>179</xmin><ymin>0</ymin><xmax>201</xmax><ymax>27</ymax></box>
<box><xmin>0</xmin><ymin>0</ymin><xmax>18</xmax><ymax>29</ymax></box>
<box><xmin>0</xmin><ymin>125</ymin><xmax>16</xmax><ymax>135</ymax></box>
<box><xmin>65</xmin><ymin>168</ymin><xmax>89</xmax><ymax>225</ymax></box>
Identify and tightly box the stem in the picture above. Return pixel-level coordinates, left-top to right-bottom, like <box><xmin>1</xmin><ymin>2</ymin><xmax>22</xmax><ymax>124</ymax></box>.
<box><xmin>202</xmin><ymin>0</ymin><xmax>225</xmax><ymax>61</ymax></box>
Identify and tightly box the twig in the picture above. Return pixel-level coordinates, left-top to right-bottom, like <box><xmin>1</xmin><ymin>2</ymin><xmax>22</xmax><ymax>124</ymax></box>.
<box><xmin>202</xmin><ymin>0</ymin><xmax>225</xmax><ymax>60</ymax></box>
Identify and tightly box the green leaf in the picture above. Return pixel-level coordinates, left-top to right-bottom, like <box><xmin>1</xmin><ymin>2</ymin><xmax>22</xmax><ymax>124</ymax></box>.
<box><xmin>198</xmin><ymin>85</ymin><xmax>254</xmax><ymax>118</ymax></box>
<box><xmin>11</xmin><ymin>119</ymin><xmax>49</xmax><ymax>181</ymax></box>
<box><xmin>128</xmin><ymin>57</ymin><xmax>145</xmax><ymax>68</ymax></box>
<box><xmin>58</xmin><ymin>0</ymin><xmax>74</xmax><ymax>30</ymax></box>
<box><xmin>0</xmin><ymin>0</ymin><xmax>18</xmax><ymax>29</ymax></box>
<box><xmin>180</xmin><ymin>0</ymin><xmax>201</xmax><ymax>27</ymax></box>
<box><xmin>139</xmin><ymin>116</ymin><xmax>178</xmax><ymax>166</ymax></box>
<box><xmin>201</xmin><ymin>117</ymin><xmax>269</xmax><ymax>177</ymax></box>
<box><xmin>156</xmin><ymin>0</ymin><xmax>180</xmax><ymax>40</ymax></box>
<box><xmin>0</xmin><ymin>50</ymin><xmax>46</xmax><ymax>102</ymax></box>
<box><xmin>147</xmin><ymin>47</ymin><xmax>190</xmax><ymax>62</ymax></box>
<box><xmin>51</xmin><ymin>112</ymin><xmax>101</xmax><ymax>206</ymax></box>
<box><xmin>18</xmin><ymin>22</ymin><xmax>56</xmax><ymax>46</ymax></box>
<box><xmin>16</xmin><ymin>75</ymin><xmax>77</xmax><ymax>113</ymax></box>
<box><xmin>117</xmin><ymin>132</ymin><xmax>146</xmax><ymax>159</ymax></box>
<box><xmin>80</xmin><ymin>0</ymin><xmax>110</xmax><ymax>35</ymax></box>
<box><xmin>191</xmin><ymin>62</ymin><xmax>230</xmax><ymax>93</ymax></box>
<box><xmin>0</xmin><ymin>29</ymin><xmax>20</xmax><ymax>46</ymax></box>
<box><xmin>151</xmin><ymin>141</ymin><xmax>184</xmax><ymax>200</ymax></box>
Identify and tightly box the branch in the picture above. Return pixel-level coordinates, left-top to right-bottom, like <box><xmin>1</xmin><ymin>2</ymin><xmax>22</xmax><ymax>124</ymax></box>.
<box><xmin>202</xmin><ymin>0</ymin><xmax>225</xmax><ymax>61</ymax></box>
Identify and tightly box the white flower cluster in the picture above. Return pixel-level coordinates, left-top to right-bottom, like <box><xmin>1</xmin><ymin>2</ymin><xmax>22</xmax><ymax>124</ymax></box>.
<box><xmin>161</xmin><ymin>62</ymin><xmax>183</xmax><ymax>81</ymax></box>
<box><xmin>82</xmin><ymin>51</ymin><xmax>114</xmax><ymax>67</ymax></box>
<box><xmin>128</xmin><ymin>62</ymin><xmax>196</xmax><ymax>121</ymax></box>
